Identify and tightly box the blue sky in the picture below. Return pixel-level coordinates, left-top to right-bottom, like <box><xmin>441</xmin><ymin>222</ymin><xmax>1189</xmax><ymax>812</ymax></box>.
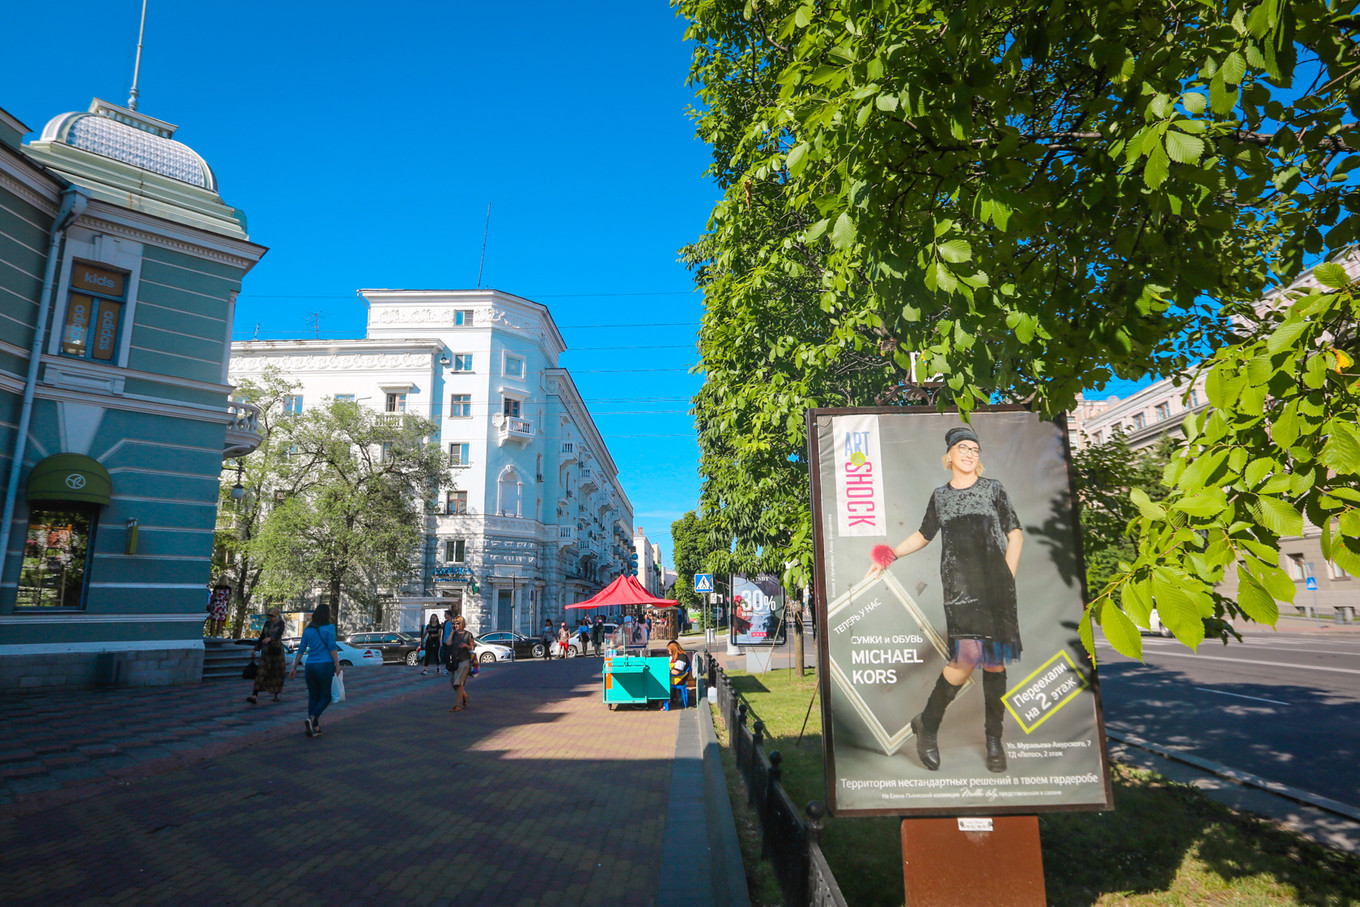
<box><xmin>3</xmin><ymin>1</ymin><xmax>716</xmax><ymax>563</ymax></box>
<box><xmin>4</xmin><ymin>2</ymin><xmax>1160</xmax><ymax>569</ymax></box>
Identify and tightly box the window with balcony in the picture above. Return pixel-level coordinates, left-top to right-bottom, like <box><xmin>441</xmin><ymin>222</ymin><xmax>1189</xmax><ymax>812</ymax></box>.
<box><xmin>505</xmin><ymin>355</ymin><xmax>525</xmax><ymax>379</ymax></box>
<box><xmin>385</xmin><ymin>392</ymin><xmax>406</xmax><ymax>413</ymax></box>
<box><xmin>453</xmin><ymin>354</ymin><xmax>473</xmax><ymax>372</ymax></box>
<box><xmin>454</xmin><ymin>309</ymin><xmax>473</xmax><ymax>326</ymax></box>
<box><xmin>448</xmin><ymin>491</ymin><xmax>468</xmax><ymax>514</ymax></box>
<box><xmin>444</xmin><ymin>539</ymin><xmax>466</xmax><ymax>563</ymax></box>
<box><xmin>1154</xmin><ymin>402</ymin><xmax>1171</xmax><ymax>421</ymax></box>
<box><xmin>503</xmin><ymin>397</ymin><xmax>521</xmax><ymax>418</ymax></box>
<box><xmin>449</xmin><ymin>442</ymin><xmax>470</xmax><ymax>466</ymax></box>
<box><xmin>450</xmin><ymin>394</ymin><xmax>471</xmax><ymax>417</ymax></box>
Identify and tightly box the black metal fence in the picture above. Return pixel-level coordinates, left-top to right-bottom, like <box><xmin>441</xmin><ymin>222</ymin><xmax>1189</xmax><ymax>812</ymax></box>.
<box><xmin>705</xmin><ymin>655</ymin><xmax>848</xmax><ymax>907</ymax></box>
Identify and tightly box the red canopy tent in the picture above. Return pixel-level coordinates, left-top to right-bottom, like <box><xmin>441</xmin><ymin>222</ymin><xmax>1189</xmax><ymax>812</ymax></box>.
<box><xmin>566</xmin><ymin>574</ymin><xmax>673</xmax><ymax>610</ymax></box>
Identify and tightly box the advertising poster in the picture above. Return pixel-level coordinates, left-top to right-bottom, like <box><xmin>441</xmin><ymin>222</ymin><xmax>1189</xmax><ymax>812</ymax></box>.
<box><xmin>808</xmin><ymin>407</ymin><xmax>1112</xmax><ymax>817</ymax></box>
<box><xmin>731</xmin><ymin>573</ymin><xmax>787</xmax><ymax>647</ymax></box>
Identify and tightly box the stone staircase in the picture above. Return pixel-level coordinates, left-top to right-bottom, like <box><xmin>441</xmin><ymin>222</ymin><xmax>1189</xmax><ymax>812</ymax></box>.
<box><xmin>202</xmin><ymin>638</ymin><xmax>255</xmax><ymax>682</ymax></box>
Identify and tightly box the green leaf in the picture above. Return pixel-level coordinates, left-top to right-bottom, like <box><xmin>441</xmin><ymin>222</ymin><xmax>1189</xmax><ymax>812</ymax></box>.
<box><xmin>1221</xmin><ymin>51</ymin><xmax>1247</xmax><ymax>84</ymax></box>
<box><xmin>1235</xmin><ymin>572</ymin><xmax>1280</xmax><ymax>625</ymax></box>
<box><xmin>1152</xmin><ymin>567</ymin><xmax>1205</xmax><ymax>649</ymax></box>
<box><xmin>1313</xmin><ymin>263</ymin><xmax>1350</xmax><ymax>289</ymax></box>
<box><xmin>1130</xmin><ymin>487</ymin><xmax>1166</xmax><ymax>520</ymax></box>
<box><xmin>875</xmin><ymin>93</ymin><xmax>899</xmax><ymax>113</ymax></box>
<box><xmin>1181</xmin><ymin>92</ymin><xmax>1207</xmax><ymax>115</ymax></box>
<box><xmin>1078</xmin><ymin>611</ymin><xmax>1097</xmax><ymax>660</ymax></box>
<box><xmin>1321</xmin><ymin>422</ymin><xmax>1360</xmax><ymax>473</ymax></box>
<box><xmin>786</xmin><ymin>142</ymin><xmax>811</xmax><ymax>177</ymax></box>
<box><xmin>1266</xmin><ymin>319</ymin><xmax>1308</xmax><ymax>355</ymax></box>
<box><xmin>1164</xmin><ymin>130</ymin><xmax>1205</xmax><ymax>164</ymax></box>
<box><xmin>1121</xmin><ymin>575</ymin><xmax>1154</xmax><ymax>628</ymax></box>
<box><xmin>1143</xmin><ymin>141</ymin><xmax>1170</xmax><ymax>188</ymax></box>
<box><xmin>1252</xmin><ymin>496</ymin><xmax>1303</xmax><ymax>536</ymax></box>
<box><xmin>938</xmin><ymin>239</ymin><xmax>972</xmax><ymax>263</ymax></box>
<box><xmin>1101</xmin><ymin>600</ymin><xmax>1143</xmax><ymax>659</ymax></box>
<box><xmin>1171</xmin><ymin>492</ymin><xmax>1226</xmax><ymax>518</ymax></box>
<box><xmin>830</xmin><ymin>211</ymin><xmax>856</xmax><ymax>249</ymax></box>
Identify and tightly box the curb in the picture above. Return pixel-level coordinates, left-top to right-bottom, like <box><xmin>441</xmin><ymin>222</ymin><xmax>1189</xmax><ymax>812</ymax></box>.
<box><xmin>1108</xmin><ymin>728</ymin><xmax>1360</xmax><ymax>824</ymax></box>
<box><xmin>701</xmin><ymin>700</ymin><xmax>752</xmax><ymax>907</ymax></box>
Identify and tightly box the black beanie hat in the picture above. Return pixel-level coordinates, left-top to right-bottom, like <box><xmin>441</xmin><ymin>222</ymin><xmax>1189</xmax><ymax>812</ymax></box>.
<box><xmin>945</xmin><ymin>426</ymin><xmax>980</xmax><ymax>450</ymax></box>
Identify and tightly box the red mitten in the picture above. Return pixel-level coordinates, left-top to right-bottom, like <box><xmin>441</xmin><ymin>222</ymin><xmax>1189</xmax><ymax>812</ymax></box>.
<box><xmin>871</xmin><ymin>545</ymin><xmax>898</xmax><ymax>568</ymax></box>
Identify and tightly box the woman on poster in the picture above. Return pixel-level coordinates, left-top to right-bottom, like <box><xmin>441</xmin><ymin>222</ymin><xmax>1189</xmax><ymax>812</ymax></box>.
<box><xmin>867</xmin><ymin>426</ymin><xmax>1022</xmax><ymax>773</ymax></box>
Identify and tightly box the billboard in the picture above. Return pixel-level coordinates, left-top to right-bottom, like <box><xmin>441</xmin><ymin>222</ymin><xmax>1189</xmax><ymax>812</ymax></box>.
<box><xmin>808</xmin><ymin>407</ymin><xmax>1112</xmax><ymax>817</ymax></box>
<box><xmin>730</xmin><ymin>573</ymin><xmax>787</xmax><ymax>647</ymax></box>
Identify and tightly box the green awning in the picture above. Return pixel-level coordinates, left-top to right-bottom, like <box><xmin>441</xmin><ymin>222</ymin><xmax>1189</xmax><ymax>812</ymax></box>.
<box><xmin>26</xmin><ymin>453</ymin><xmax>113</xmax><ymax>506</ymax></box>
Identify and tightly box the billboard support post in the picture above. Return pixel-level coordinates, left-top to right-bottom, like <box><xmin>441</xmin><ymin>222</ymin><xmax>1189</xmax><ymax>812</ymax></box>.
<box><xmin>901</xmin><ymin>816</ymin><xmax>1046</xmax><ymax>905</ymax></box>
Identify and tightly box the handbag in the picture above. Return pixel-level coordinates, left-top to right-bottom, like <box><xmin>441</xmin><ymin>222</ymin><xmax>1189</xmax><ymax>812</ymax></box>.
<box><xmin>331</xmin><ymin>670</ymin><xmax>346</xmax><ymax>703</ymax></box>
<box><xmin>242</xmin><ymin>656</ymin><xmax>258</xmax><ymax>680</ymax></box>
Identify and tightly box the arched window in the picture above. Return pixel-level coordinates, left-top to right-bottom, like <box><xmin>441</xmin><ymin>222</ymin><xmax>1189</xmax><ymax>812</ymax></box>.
<box><xmin>497</xmin><ymin>466</ymin><xmax>523</xmax><ymax>518</ymax></box>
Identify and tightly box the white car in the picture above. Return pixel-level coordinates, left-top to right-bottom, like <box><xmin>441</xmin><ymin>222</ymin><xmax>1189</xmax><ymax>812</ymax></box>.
<box><xmin>473</xmin><ymin>639</ymin><xmax>514</xmax><ymax>664</ymax></box>
<box><xmin>286</xmin><ymin>640</ymin><xmax>385</xmax><ymax>668</ymax></box>
<box><xmin>1138</xmin><ymin>608</ymin><xmax>1174</xmax><ymax>638</ymax></box>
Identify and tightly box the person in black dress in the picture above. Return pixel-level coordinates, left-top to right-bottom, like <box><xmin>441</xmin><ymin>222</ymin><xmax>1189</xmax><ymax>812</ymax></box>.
<box><xmin>421</xmin><ymin>614</ymin><xmax>443</xmax><ymax>675</ymax></box>
<box><xmin>868</xmin><ymin>426</ymin><xmax>1023</xmax><ymax>773</ymax></box>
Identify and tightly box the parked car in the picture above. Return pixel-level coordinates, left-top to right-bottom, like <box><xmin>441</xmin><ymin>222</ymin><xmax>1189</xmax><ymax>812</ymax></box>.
<box><xmin>478</xmin><ymin>631</ymin><xmax>547</xmax><ymax>660</ymax></box>
<box><xmin>347</xmin><ymin>631</ymin><xmax>421</xmax><ymax>665</ymax></box>
<box><xmin>472</xmin><ymin>638</ymin><xmax>514</xmax><ymax>664</ymax></box>
<box><xmin>284</xmin><ymin>640</ymin><xmax>384</xmax><ymax>668</ymax></box>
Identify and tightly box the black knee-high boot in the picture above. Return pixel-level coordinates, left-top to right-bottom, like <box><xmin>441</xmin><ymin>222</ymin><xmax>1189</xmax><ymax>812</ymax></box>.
<box><xmin>983</xmin><ymin>670</ymin><xmax>1007</xmax><ymax>772</ymax></box>
<box><xmin>910</xmin><ymin>673</ymin><xmax>961</xmax><ymax>771</ymax></box>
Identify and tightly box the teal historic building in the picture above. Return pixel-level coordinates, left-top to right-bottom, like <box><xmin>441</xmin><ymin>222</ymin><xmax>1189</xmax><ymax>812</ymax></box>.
<box><xmin>0</xmin><ymin>98</ymin><xmax>266</xmax><ymax>690</ymax></box>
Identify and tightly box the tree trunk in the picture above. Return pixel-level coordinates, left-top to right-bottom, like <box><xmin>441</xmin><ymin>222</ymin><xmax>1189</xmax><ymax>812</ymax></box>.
<box><xmin>328</xmin><ymin>576</ymin><xmax>343</xmax><ymax>626</ymax></box>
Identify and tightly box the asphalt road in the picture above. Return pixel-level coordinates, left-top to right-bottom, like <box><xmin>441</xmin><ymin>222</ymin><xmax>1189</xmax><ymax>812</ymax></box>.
<box><xmin>1095</xmin><ymin>628</ymin><xmax>1360</xmax><ymax>810</ymax></box>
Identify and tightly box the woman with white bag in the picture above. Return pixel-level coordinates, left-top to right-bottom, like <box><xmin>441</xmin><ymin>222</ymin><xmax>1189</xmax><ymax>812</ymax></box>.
<box><xmin>288</xmin><ymin>604</ymin><xmax>342</xmax><ymax>737</ymax></box>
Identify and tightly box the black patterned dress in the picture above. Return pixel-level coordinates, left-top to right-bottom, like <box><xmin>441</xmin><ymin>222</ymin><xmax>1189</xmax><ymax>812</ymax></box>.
<box><xmin>918</xmin><ymin>477</ymin><xmax>1023</xmax><ymax>662</ymax></box>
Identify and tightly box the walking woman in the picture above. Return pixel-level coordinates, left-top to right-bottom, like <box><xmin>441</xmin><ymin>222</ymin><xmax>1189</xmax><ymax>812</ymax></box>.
<box><xmin>288</xmin><ymin>604</ymin><xmax>342</xmax><ymax>737</ymax></box>
<box><xmin>246</xmin><ymin>606</ymin><xmax>287</xmax><ymax>704</ymax></box>
<box><xmin>447</xmin><ymin>616</ymin><xmax>475</xmax><ymax>712</ymax></box>
<box><xmin>867</xmin><ymin>425</ymin><xmax>1023</xmax><ymax>773</ymax></box>
<box><xmin>421</xmin><ymin>613</ymin><xmax>443</xmax><ymax>675</ymax></box>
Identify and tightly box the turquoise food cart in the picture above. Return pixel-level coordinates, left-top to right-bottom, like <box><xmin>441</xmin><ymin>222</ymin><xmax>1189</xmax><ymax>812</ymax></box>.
<box><xmin>602</xmin><ymin>655</ymin><xmax>670</xmax><ymax>709</ymax></box>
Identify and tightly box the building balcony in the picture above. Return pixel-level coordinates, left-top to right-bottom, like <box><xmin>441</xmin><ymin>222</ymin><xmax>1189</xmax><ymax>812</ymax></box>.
<box><xmin>492</xmin><ymin>413</ymin><xmax>534</xmax><ymax>446</ymax></box>
<box><xmin>560</xmin><ymin>441</ymin><xmax>577</xmax><ymax>462</ymax></box>
<box><xmin>557</xmin><ymin>525</ymin><xmax>576</xmax><ymax>546</ymax></box>
<box><xmin>579</xmin><ymin>467</ymin><xmax>598</xmax><ymax>491</ymax></box>
<box><xmin>224</xmin><ymin>400</ymin><xmax>262</xmax><ymax>459</ymax></box>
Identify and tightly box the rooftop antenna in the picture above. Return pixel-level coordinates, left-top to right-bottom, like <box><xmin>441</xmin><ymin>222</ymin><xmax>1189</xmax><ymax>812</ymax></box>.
<box><xmin>306</xmin><ymin>312</ymin><xmax>321</xmax><ymax>339</ymax></box>
<box><xmin>128</xmin><ymin>0</ymin><xmax>149</xmax><ymax>111</ymax></box>
<box><xmin>477</xmin><ymin>203</ymin><xmax>491</xmax><ymax>288</ymax></box>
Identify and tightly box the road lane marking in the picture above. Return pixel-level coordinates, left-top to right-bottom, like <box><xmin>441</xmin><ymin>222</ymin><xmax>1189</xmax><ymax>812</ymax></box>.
<box><xmin>1099</xmin><ymin>646</ymin><xmax>1360</xmax><ymax>676</ymax></box>
<box><xmin>1193</xmin><ymin>687</ymin><xmax>1289</xmax><ymax>706</ymax></box>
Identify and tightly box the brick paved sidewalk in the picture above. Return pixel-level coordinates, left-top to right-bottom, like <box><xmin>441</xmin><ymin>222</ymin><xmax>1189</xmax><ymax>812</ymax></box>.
<box><xmin>0</xmin><ymin>658</ymin><xmax>684</xmax><ymax>906</ymax></box>
<box><xmin>0</xmin><ymin>661</ymin><xmax>449</xmax><ymax>815</ymax></box>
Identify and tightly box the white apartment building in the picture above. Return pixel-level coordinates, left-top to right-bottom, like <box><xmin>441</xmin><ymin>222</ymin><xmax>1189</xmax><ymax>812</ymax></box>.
<box><xmin>229</xmin><ymin>289</ymin><xmax>635</xmax><ymax>635</ymax></box>
<box><xmin>632</xmin><ymin>527</ymin><xmax>664</xmax><ymax>596</ymax></box>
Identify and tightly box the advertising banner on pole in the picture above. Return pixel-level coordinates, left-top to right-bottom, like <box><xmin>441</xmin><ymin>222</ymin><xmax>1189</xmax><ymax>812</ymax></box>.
<box><xmin>730</xmin><ymin>573</ymin><xmax>787</xmax><ymax>646</ymax></box>
<box><xmin>807</xmin><ymin>406</ymin><xmax>1113</xmax><ymax>817</ymax></box>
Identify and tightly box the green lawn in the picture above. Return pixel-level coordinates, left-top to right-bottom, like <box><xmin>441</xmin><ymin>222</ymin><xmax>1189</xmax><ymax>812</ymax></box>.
<box><xmin>711</xmin><ymin>666</ymin><xmax>1360</xmax><ymax>907</ymax></box>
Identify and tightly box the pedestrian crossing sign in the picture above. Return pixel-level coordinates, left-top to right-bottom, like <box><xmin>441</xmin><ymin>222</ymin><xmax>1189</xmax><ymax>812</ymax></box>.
<box><xmin>694</xmin><ymin>573</ymin><xmax>714</xmax><ymax>594</ymax></box>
